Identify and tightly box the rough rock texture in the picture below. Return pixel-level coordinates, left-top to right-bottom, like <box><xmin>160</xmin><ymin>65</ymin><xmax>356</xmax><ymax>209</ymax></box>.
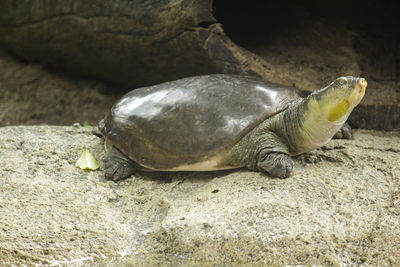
<box><xmin>0</xmin><ymin>0</ymin><xmax>266</xmax><ymax>87</ymax></box>
<box><xmin>0</xmin><ymin>50</ymin><xmax>117</xmax><ymax>126</ymax></box>
<box><xmin>0</xmin><ymin>126</ymin><xmax>399</xmax><ymax>266</ymax></box>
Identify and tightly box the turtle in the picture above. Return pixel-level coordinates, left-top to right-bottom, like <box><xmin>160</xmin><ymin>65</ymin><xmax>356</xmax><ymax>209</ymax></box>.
<box><xmin>99</xmin><ymin>74</ymin><xmax>367</xmax><ymax>181</ymax></box>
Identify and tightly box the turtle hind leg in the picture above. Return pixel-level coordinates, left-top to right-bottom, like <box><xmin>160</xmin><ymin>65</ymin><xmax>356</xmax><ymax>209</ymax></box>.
<box><xmin>334</xmin><ymin>122</ymin><xmax>353</xmax><ymax>139</ymax></box>
<box><xmin>103</xmin><ymin>146</ymin><xmax>137</xmax><ymax>181</ymax></box>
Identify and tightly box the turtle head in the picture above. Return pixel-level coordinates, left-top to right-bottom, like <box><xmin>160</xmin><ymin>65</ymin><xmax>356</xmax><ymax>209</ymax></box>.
<box><xmin>287</xmin><ymin>76</ymin><xmax>366</xmax><ymax>154</ymax></box>
<box><xmin>308</xmin><ymin>76</ymin><xmax>367</xmax><ymax>124</ymax></box>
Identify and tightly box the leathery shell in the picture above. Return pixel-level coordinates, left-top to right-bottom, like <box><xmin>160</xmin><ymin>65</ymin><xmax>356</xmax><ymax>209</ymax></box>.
<box><xmin>99</xmin><ymin>74</ymin><xmax>299</xmax><ymax>170</ymax></box>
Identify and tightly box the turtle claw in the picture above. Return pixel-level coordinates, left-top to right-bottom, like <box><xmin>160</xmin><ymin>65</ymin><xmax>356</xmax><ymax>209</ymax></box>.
<box><xmin>103</xmin><ymin>147</ymin><xmax>137</xmax><ymax>181</ymax></box>
<box><xmin>257</xmin><ymin>153</ymin><xmax>294</xmax><ymax>178</ymax></box>
<box><xmin>334</xmin><ymin>123</ymin><xmax>353</xmax><ymax>139</ymax></box>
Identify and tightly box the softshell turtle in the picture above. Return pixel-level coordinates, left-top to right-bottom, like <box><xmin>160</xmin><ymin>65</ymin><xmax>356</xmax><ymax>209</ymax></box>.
<box><xmin>99</xmin><ymin>74</ymin><xmax>367</xmax><ymax>181</ymax></box>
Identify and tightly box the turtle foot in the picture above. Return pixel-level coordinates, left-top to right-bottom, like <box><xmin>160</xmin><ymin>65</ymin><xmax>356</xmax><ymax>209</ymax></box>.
<box><xmin>257</xmin><ymin>152</ymin><xmax>294</xmax><ymax>178</ymax></box>
<box><xmin>103</xmin><ymin>146</ymin><xmax>137</xmax><ymax>181</ymax></box>
<box><xmin>334</xmin><ymin>122</ymin><xmax>353</xmax><ymax>139</ymax></box>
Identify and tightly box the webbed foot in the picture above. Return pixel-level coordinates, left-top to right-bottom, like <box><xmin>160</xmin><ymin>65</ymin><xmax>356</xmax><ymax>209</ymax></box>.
<box><xmin>334</xmin><ymin>122</ymin><xmax>353</xmax><ymax>139</ymax></box>
<box><xmin>103</xmin><ymin>146</ymin><xmax>137</xmax><ymax>181</ymax></box>
<box><xmin>257</xmin><ymin>152</ymin><xmax>294</xmax><ymax>178</ymax></box>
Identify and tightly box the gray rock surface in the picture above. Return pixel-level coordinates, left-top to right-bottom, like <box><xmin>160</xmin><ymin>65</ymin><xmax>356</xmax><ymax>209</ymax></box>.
<box><xmin>0</xmin><ymin>50</ymin><xmax>117</xmax><ymax>127</ymax></box>
<box><xmin>0</xmin><ymin>126</ymin><xmax>399</xmax><ymax>266</ymax></box>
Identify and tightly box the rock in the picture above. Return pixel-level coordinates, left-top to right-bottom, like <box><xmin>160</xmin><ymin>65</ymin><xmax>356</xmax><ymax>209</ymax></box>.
<box><xmin>0</xmin><ymin>126</ymin><xmax>399</xmax><ymax>265</ymax></box>
<box><xmin>0</xmin><ymin>0</ymin><xmax>267</xmax><ymax>88</ymax></box>
<box><xmin>0</xmin><ymin>50</ymin><xmax>117</xmax><ymax>126</ymax></box>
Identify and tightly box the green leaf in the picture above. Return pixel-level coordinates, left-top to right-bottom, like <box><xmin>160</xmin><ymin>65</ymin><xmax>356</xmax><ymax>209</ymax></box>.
<box><xmin>75</xmin><ymin>148</ymin><xmax>99</xmax><ymax>170</ymax></box>
<box><xmin>83</xmin><ymin>121</ymin><xmax>90</xmax><ymax>127</ymax></box>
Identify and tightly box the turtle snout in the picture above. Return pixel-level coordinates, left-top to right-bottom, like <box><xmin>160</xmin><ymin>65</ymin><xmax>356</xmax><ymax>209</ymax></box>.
<box><xmin>357</xmin><ymin>78</ymin><xmax>367</xmax><ymax>92</ymax></box>
<box><xmin>351</xmin><ymin>78</ymin><xmax>366</xmax><ymax>105</ymax></box>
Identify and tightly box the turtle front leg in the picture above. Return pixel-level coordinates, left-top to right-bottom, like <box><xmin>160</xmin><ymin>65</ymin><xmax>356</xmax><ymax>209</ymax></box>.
<box><xmin>333</xmin><ymin>122</ymin><xmax>353</xmax><ymax>139</ymax></box>
<box><xmin>223</xmin><ymin>130</ymin><xmax>294</xmax><ymax>178</ymax></box>
<box><xmin>103</xmin><ymin>146</ymin><xmax>137</xmax><ymax>181</ymax></box>
<box><xmin>256</xmin><ymin>152</ymin><xmax>294</xmax><ymax>178</ymax></box>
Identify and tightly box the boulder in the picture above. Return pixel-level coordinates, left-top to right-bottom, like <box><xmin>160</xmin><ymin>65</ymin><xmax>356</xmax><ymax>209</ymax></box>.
<box><xmin>0</xmin><ymin>0</ymin><xmax>263</xmax><ymax>87</ymax></box>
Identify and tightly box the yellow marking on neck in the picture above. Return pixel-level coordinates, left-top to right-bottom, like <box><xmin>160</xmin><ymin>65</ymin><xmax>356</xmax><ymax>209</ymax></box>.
<box><xmin>327</xmin><ymin>100</ymin><xmax>350</xmax><ymax>122</ymax></box>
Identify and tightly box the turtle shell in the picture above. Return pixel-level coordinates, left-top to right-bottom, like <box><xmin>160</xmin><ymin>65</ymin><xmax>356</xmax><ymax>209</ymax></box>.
<box><xmin>99</xmin><ymin>74</ymin><xmax>300</xmax><ymax>170</ymax></box>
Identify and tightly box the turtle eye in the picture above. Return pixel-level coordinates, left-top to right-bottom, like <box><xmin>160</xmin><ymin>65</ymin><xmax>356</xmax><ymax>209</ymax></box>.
<box><xmin>336</xmin><ymin>78</ymin><xmax>347</xmax><ymax>86</ymax></box>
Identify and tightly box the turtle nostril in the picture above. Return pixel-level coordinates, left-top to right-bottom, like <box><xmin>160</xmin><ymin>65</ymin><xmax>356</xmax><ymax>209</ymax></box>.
<box><xmin>358</xmin><ymin>78</ymin><xmax>367</xmax><ymax>89</ymax></box>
